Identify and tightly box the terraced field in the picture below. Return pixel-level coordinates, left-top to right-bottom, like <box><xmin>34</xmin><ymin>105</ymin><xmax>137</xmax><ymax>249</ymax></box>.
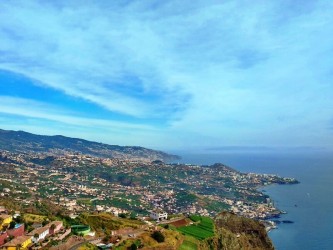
<box><xmin>177</xmin><ymin>216</ymin><xmax>215</xmax><ymax>240</ymax></box>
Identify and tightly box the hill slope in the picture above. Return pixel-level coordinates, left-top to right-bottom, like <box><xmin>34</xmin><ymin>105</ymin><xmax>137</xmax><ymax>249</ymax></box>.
<box><xmin>212</xmin><ymin>211</ymin><xmax>274</xmax><ymax>250</ymax></box>
<box><xmin>0</xmin><ymin>129</ymin><xmax>179</xmax><ymax>161</ymax></box>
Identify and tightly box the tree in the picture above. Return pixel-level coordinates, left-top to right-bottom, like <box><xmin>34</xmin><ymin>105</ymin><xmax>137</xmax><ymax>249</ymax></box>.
<box><xmin>49</xmin><ymin>239</ymin><xmax>59</xmax><ymax>246</ymax></box>
<box><xmin>130</xmin><ymin>243</ymin><xmax>138</xmax><ymax>250</ymax></box>
<box><xmin>14</xmin><ymin>216</ymin><xmax>22</xmax><ymax>224</ymax></box>
<box><xmin>118</xmin><ymin>213</ymin><xmax>127</xmax><ymax>218</ymax></box>
<box><xmin>9</xmin><ymin>221</ymin><xmax>16</xmax><ymax>229</ymax></box>
<box><xmin>151</xmin><ymin>231</ymin><xmax>165</xmax><ymax>243</ymax></box>
<box><xmin>130</xmin><ymin>212</ymin><xmax>137</xmax><ymax>220</ymax></box>
<box><xmin>33</xmin><ymin>233</ymin><xmax>39</xmax><ymax>241</ymax></box>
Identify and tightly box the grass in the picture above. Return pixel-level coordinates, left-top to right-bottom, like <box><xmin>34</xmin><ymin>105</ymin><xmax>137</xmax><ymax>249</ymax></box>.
<box><xmin>23</xmin><ymin>213</ymin><xmax>47</xmax><ymax>223</ymax></box>
<box><xmin>114</xmin><ymin>239</ymin><xmax>141</xmax><ymax>250</ymax></box>
<box><xmin>77</xmin><ymin>243</ymin><xmax>98</xmax><ymax>250</ymax></box>
<box><xmin>179</xmin><ymin>238</ymin><xmax>198</xmax><ymax>250</ymax></box>
<box><xmin>177</xmin><ymin>216</ymin><xmax>215</xmax><ymax>240</ymax></box>
<box><xmin>78</xmin><ymin>212</ymin><xmax>144</xmax><ymax>235</ymax></box>
<box><xmin>189</xmin><ymin>215</ymin><xmax>201</xmax><ymax>222</ymax></box>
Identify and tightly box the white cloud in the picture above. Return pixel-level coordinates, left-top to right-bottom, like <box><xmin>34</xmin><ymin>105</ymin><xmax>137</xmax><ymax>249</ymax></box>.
<box><xmin>0</xmin><ymin>96</ymin><xmax>155</xmax><ymax>131</ymax></box>
<box><xmin>1</xmin><ymin>0</ymin><xmax>333</xmax><ymax>150</ymax></box>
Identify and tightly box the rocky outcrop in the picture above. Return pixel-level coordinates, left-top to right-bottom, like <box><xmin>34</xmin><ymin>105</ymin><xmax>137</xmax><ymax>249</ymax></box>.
<box><xmin>212</xmin><ymin>211</ymin><xmax>274</xmax><ymax>250</ymax></box>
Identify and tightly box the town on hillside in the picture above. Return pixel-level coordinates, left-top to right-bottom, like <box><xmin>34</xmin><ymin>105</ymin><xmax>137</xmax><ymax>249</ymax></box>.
<box><xmin>0</xmin><ymin>150</ymin><xmax>297</xmax><ymax>221</ymax></box>
<box><xmin>0</xmin><ymin>149</ymin><xmax>298</xmax><ymax>249</ymax></box>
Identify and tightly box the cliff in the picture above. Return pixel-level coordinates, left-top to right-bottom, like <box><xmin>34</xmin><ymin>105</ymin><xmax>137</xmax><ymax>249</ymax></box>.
<box><xmin>209</xmin><ymin>211</ymin><xmax>274</xmax><ymax>250</ymax></box>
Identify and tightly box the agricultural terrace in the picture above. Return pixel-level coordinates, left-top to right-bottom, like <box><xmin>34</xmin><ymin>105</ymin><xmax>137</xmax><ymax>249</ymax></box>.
<box><xmin>177</xmin><ymin>215</ymin><xmax>215</xmax><ymax>240</ymax></box>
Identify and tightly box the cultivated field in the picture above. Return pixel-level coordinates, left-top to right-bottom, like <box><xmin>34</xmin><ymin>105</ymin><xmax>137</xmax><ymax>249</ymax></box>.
<box><xmin>177</xmin><ymin>216</ymin><xmax>215</xmax><ymax>240</ymax></box>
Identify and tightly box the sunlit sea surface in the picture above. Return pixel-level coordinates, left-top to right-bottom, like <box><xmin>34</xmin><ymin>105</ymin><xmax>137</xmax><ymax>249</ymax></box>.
<box><xmin>175</xmin><ymin>152</ymin><xmax>333</xmax><ymax>250</ymax></box>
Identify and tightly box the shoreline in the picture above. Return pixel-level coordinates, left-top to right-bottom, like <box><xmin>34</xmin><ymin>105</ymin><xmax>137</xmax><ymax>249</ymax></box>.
<box><xmin>256</xmin><ymin>182</ymin><xmax>298</xmax><ymax>232</ymax></box>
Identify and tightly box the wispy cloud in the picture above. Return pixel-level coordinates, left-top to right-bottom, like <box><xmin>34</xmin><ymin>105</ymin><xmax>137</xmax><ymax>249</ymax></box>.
<box><xmin>0</xmin><ymin>96</ymin><xmax>154</xmax><ymax>131</ymax></box>
<box><xmin>1</xmin><ymin>0</ymin><xmax>333</xmax><ymax>150</ymax></box>
<box><xmin>0</xmin><ymin>95</ymin><xmax>168</xmax><ymax>147</ymax></box>
<box><xmin>0</xmin><ymin>0</ymin><xmax>191</xmax><ymax>118</ymax></box>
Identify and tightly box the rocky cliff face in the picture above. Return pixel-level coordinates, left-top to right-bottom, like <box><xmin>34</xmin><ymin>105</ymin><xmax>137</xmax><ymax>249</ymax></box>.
<box><xmin>210</xmin><ymin>211</ymin><xmax>274</xmax><ymax>250</ymax></box>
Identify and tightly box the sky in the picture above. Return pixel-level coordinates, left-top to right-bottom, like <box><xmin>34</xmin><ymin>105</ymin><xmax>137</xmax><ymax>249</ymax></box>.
<box><xmin>0</xmin><ymin>0</ymin><xmax>333</xmax><ymax>153</ymax></box>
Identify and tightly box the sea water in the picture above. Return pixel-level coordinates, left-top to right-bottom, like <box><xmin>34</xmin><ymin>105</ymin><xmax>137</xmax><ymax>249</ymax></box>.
<box><xmin>175</xmin><ymin>152</ymin><xmax>333</xmax><ymax>250</ymax></box>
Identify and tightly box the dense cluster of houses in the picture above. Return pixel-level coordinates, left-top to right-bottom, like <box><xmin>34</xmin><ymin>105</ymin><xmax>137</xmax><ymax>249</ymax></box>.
<box><xmin>0</xmin><ymin>209</ymin><xmax>64</xmax><ymax>250</ymax></box>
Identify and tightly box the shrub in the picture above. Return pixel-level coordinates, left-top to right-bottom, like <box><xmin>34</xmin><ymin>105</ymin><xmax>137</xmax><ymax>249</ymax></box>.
<box><xmin>130</xmin><ymin>243</ymin><xmax>138</xmax><ymax>250</ymax></box>
<box><xmin>9</xmin><ymin>221</ymin><xmax>16</xmax><ymax>229</ymax></box>
<box><xmin>118</xmin><ymin>213</ymin><xmax>127</xmax><ymax>218</ymax></box>
<box><xmin>151</xmin><ymin>231</ymin><xmax>165</xmax><ymax>243</ymax></box>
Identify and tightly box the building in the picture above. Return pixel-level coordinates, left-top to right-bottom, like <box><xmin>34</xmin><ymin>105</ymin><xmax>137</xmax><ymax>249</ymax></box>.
<box><xmin>1</xmin><ymin>235</ymin><xmax>32</xmax><ymax>250</ymax></box>
<box><xmin>27</xmin><ymin>226</ymin><xmax>49</xmax><ymax>243</ymax></box>
<box><xmin>150</xmin><ymin>210</ymin><xmax>168</xmax><ymax>221</ymax></box>
<box><xmin>0</xmin><ymin>215</ymin><xmax>12</xmax><ymax>230</ymax></box>
<box><xmin>0</xmin><ymin>232</ymin><xmax>8</xmax><ymax>246</ymax></box>
<box><xmin>6</xmin><ymin>224</ymin><xmax>24</xmax><ymax>237</ymax></box>
<box><xmin>47</xmin><ymin>221</ymin><xmax>63</xmax><ymax>234</ymax></box>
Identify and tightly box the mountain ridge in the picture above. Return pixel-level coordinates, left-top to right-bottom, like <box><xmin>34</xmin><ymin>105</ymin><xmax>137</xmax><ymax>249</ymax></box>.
<box><xmin>0</xmin><ymin>128</ymin><xmax>179</xmax><ymax>161</ymax></box>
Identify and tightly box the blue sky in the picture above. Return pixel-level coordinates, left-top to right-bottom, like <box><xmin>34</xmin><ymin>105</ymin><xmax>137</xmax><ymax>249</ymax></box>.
<box><xmin>0</xmin><ymin>0</ymin><xmax>333</xmax><ymax>152</ymax></box>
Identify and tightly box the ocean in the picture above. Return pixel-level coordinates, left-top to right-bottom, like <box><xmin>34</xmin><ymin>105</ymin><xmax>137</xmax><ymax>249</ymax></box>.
<box><xmin>175</xmin><ymin>152</ymin><xmax>333</xmax><ymax>250</ymax></box>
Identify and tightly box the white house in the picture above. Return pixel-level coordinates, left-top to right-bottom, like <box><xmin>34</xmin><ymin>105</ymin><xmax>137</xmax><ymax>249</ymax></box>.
<box><xmin>28</xmin><ymin>225</ymin><xmax>50</xmax><ymax>243</ymax></box>
<box><xmin>150</xmin><ymin>210</ymin><xmax>168</xmax><ymax>221</ymax></box>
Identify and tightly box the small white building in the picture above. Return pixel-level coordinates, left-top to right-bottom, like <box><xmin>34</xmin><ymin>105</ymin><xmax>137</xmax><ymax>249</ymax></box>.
<box><xmin>150</xmin><ymin>210</ymin><xmax>168</xmax><ymax>221</ymax></box>
<box><xmin>28</xmin><ymin>225</ymin><xmax>50</xmax><ymax>243</ymax></box>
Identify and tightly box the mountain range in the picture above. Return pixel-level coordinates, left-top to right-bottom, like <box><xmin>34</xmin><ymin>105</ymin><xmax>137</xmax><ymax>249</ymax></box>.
<box><xmin>0</xmin><ymin>129</ymin><xmax>179</xmax><ymax>162</ymax></box>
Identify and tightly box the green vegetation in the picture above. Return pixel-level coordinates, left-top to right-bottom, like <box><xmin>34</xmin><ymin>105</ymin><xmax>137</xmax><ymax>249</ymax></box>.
<box><xmin>175</xmin><ymin>191</ymin><xmax>198</xmax><ymax>206</ymax></box>
<box><xmin>78</xmin><ymin>213</ymin><xmax>144</xmax><ymax>236</ymax></box>
<box><xmin>151</xmin><ymin>231</ymin><xmax>165</xmax><ymax>243</ymax></box>
<box><xmin>179</xmin><ymin>236</ymin><xmax>199</xmax><ymax>250</ymax></box>
<box><xmin>177</xmin><ymin>216</ymin><xmax>215</xmax><ymax>240</ymax></box>
<box><xmin>0</xmin><ymin>128</ymin><xmax>177</xmax><ymax>161</ymax></box>
<box><xmin>77</xmin><ymin>243</ymin><xmax>98</xmax><ymax>250</ymax></box>
<box><xmin>189</xmin><ymin>215</ymin><xmax>201</xmax><ymax>222</ymax></box>
<box><xmin>23</xmin><ymin>213</ymin><xmax>47</xmax><ymax>223</ymax></box>
<box><xmin>179</xmin><ymin>240</ymin><xmax>198</xmax><ymax>250</ymax></box>
<box><xmin>130</xmin><ymin>243</ymin><xmax>137</xmax><ymax>250</ymax></box>
<box><xmin>8</xmin><ymin>221</ymin><xmax>16</xmax><ymax>229</ymax></box>
<box><xmin>114</xmin><ymin>239</ymin><xmax>141</xmax><ymax>250</ymax></box>
<box><xmin>203</xmin><ymin>199</ymin><xmax>230</xmax><ymax>212</ymax></box>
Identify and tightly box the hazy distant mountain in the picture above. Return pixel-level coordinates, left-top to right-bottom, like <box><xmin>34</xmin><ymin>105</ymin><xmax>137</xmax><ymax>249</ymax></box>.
<box><xmin>0</xmin><ymin>129</ymin><xmax>179</xmax><ymax>161</ymax></box>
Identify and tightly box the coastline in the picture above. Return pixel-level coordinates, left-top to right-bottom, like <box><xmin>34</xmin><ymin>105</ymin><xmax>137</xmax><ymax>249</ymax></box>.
<box><xmin>177</xmin><ymin>152</ymin><xmax>333</xmax><ymax>250</ymax></box>
<box><xmin>257</xmin><ymin>183</ymin><xmax>297</xmax><ymax>232</ymax></box>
